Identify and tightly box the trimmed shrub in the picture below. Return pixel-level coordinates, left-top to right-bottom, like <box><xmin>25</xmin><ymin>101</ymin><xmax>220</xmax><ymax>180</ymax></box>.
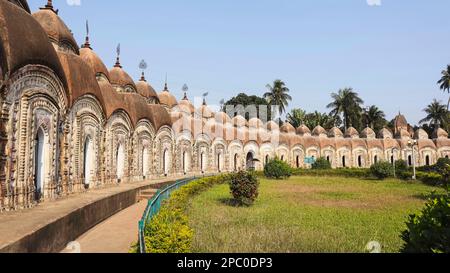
<box><xmin>264</xmin><ymin>158</ymin><xmax>292</xmax><ymax>179</ymax></box>
<box><xmin>312</xmin><ymin>157</ymin><xmax>332</xmax><ymax>170</ymax></box>
<box><xmin>229</xmin><ymin>171</ymin><xmax>259</xmax><ymax>206</ymax></box>
<box><xmin>292</xmin><ymin>168</ymin><xmax>371</xmax><ymax>178</ymax></box>
<box><xmin>416</xmin><ymin>172</ymin><xmax>443</xmax><ymax>186</ymax></box>
<box><xmin>133</xmin><ymin>174</ymin><xmax>231</xmax><ymax>253</ymax></box>
<box><xmin>395</xmin><ymin>160</ymin><xmax>409</xmax><ymax>173</ymax></box>
<box><xmin>435</xmin><ymin>157</ymin><xmax>450</xmax><ymax>173</ymax></box>
<box><xmin>143</xmin><ymin>208</ymin><xmax>193</xmax><ymax>253</ymax></box>
<box><xmin>370</xmin><ymin>161</ymin><xmax>394</xmax><ymax>180</ymax></box>
<box><xmin>401</xmin><ymin>193</ymin><xmax>450</xmax><ymax>253</ymax></box>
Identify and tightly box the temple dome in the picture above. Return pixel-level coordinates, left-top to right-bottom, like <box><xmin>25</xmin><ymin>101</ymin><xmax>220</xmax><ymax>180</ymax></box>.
<box><xmin>231</xmin><ymin>115</ymin><xmax>248</xmax><ymax>127</ymax></box>
<box><xmin>158</xmin><ymin>83</ymin><xmax>178</xmax><ymax>108</ymax></box>
<box><xmin>433</xmin><ymin>128</ymin><xmax>449</xmax><ymax>139</ymax></box>
<box><xmin>328</xmin><ymin>127</ymin><xmax>343</xmax><ymax>138</ymax></box>
<box><xmin>32</xmin><ymin>1</ymin><xmax>79</xmax><ymax>54</ymax></box>
<box><xmin>196</xmin><ymin>100</ymin><xmax>214</xmax><ymax>119</ymax></box>
<box><xmin>176</xmin><ymin>93</ymin><xmax>195</xmax><ymax>114</ymax></box>
<box><xmin>0</xmin><ymin>0</ymin><xmax>67</xmax><ymax>87</ymax></box>
<box><xmin>109</xmin><ymin>64</ymin><xmax>136</xmax><ymax>92</ymax></box>
<box><xmin>79</xmin><ymin>46</ymin><xmax>110</xmax><ymax>81</ymax></box>
<box><xmin>249</xmin><ymin>117</ymin><xmax>264</xmax><ymax>128</ymax></box>
<box><xmin>312</xmin><ymin>125</ymin><xmax>327</xmax><ymax>137</ymax></box>
<box><xmin>361</xmin><ymin>127</ymin><xmax>376</xmax><ymax>139</ymax></box>
<box><xmin>7</xmin><ymin>0</ymin><xmax>30</xmax><ymax>13</ymax></box>
<box><xmin>345</xmin><ymin>127</ymin><xmax>359</xmax><ymax>138</ymax></box>
<box><xmin>296</xmin><ymin>124</ymin><xmax>311</xmax><ymax>136</ymax></box>
<box><xmin>280</xmin><ymin>122</ymin><xmax>295</xmax><ymax>134</ymax></box>
<box><xmin>135</xmin><ymin>73</ymin><xmax>159</xmax><ymax>103</ymax></box>
<box><xmin>378</xmin><ymin>127</ymin><xmax>393</xmax><ymax>139</ymax></box>
<box><xmin>266</xmin><ymin>121</ymin><xmax>279</xmax><ymax>131</ymax></box>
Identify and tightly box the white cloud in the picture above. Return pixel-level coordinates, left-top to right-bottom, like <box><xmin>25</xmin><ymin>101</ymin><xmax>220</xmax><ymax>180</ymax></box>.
<box><xmin>66</xmin><ymin>0</ymin><xmax>82</xmax><ymax>6</ymax></box>
<box><xmin>367</xmin><ymin>0</ymin><xmax>382</xmax><ymax>6</ymax></box>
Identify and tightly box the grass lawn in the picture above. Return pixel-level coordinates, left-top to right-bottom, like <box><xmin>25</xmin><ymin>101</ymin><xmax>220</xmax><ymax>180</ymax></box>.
<box><xmin>187</xmin><ymin>176</ymin><xmax>444</xmax><ymax>253</ymax></box>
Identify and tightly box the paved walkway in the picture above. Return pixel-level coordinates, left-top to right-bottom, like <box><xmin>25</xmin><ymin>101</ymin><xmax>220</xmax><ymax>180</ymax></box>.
<box><xmin>62</xmin><ymin>200</ymin><xmax>148</xmax><ymax>253</ymax></box>
<box><xmin>0</xmin><ymin>176</ymin><xmax>186</xmax><ymax>252</ymax></box>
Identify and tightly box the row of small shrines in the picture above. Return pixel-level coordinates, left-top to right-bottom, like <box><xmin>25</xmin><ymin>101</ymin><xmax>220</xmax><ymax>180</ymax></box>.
<box><xmin>1</xmin><ymin>0</ymin><xmax>450</xmax><ymax>212</ymax></box>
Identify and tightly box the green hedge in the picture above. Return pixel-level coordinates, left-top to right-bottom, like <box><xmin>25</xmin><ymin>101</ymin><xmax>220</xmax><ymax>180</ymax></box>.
<box><xmin>291</xmin><ymin>168</ymin><xmax>372</xmax><ymax>178</ymax></box>
<box><xmin>133</xmin><ymin>174</ymin><xmax>232</xmax><ymax>253</ymax></box>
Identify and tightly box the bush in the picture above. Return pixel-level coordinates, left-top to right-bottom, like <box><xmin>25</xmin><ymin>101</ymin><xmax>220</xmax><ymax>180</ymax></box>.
<box><xmin>416</xmin><ymin>172</ymin><xmax>443</xmax><ymax>186</ymax></box>
<box><xmin>401</xmin><ymin>193</ymin><xmax>450</xmax><ymax>253</ymax></box>
<box><xmin>292</xmin><ymin>168</ymin><xmax>371</xmax><ymax>178</ymax></box>
<box><xmin>312</xmin><ymin>157</ymin><xmax>332</xmax><ymax>170</ymax></box>
<box><xmin>435</xmin><ymin>157</ymin><xmax>450</xmax><ymax>173</ymax></box>
<box><xmin>133</xmin><ymin>174</ymin><xmax>231</xmax><ymax>253</ymax></box>
<box><xmin>143</xmin><ymin>208</ymin><xmax>193</xmax><ymax>253</ymax></box>
<box><xmin>264</xmin><ymin>158</ymin><xmax>292</xmax><ymax>179</ymax></box>
<box><xmin>229</xmin><ymin>171</ymin><xmax>259</xmax><ymax>206</ymax></box>
<box><xmin>370</xmin><ymin>161</ymin><xmax>394</xmax><ymax>180</ymax></box>
<box><xmin>395</xmin><ymin>160</ymin><xmax>409</xmax><ymax>173</ymax></box>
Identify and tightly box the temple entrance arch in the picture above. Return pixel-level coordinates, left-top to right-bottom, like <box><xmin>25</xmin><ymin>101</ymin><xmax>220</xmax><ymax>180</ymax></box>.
<box><xmin>34</xmin><ymin>128</ymin><xmax>47</xmax><ymax>201</ymax></box>
<box><xmin>83</xmin><ymin>136</ymin><xmax>94</xmax><ymax>187</ymax></box>
<box><xmin>246</xmin><ymin>151</ymin><xmax>255</xmax><ymax>170</ymax></box>
<box><xmin>116</xmin><ymin>143</ymin><xmax>125</xmax><ymax>181</ymax></box>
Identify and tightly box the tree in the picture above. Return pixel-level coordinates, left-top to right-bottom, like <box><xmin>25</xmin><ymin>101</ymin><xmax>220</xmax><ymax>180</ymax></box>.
<box><xmin>327</xmin><ymin>88</ymin><xmax>364</xmax><ymax>130</ymax></box>
<box><xmin>286</xmin><ymin>109</ymin><xmax>306</xmax><ymax>128</ymax></box>
<box><xmin>264</xmin><ymin>80</ymin><xmax>292</xmax><ymax>116</ymax></box>
<box><xmin>419</xmin><ymin>99</ymin><xmax>449</xmax><ymax>131</ymax></box>
<box><xmin>437</xmin><ymin>65</ymin><xmax>450</xmax><ymax>110</ymax></box>
<box><xmin>364</xmin><ymin>105</ymin><xmax>387</xmax><ymax>132</ymax></box>
<box><xmin>222</xmin><ymin>93</ymin><xmax>272</xmax><ymax>121</ymax></box>
<box><xmin>304</xmin><ymin>111</ymin><xmax>340</xmax><ymax>130</ymax></box>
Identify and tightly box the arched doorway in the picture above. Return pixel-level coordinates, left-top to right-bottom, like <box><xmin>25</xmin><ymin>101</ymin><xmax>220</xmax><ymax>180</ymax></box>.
<box><xmin>116</xmin><ymin>143</ymin><xmax>125</xmax><ymax>181</ymax></box>
<box><xmin>200</xmin><ymin>152</ymin><xmax>205</xmax><ymax>173</ymax></box>
<box><xmin>408</xmin><ymin>155</ymin><xmax>412</xmax><ymax>166</ymax></box>
<box><xmin>234</xmin><ymin>154</ymin><xmax>238</xmax><ymax>171</ymax></box>
<box><xmin>163</xmin><ymin>149</ymin><xmax>169</xmax><ymax>176</ymax></box>
<box><xmin>246</xmin><ymin>152</ymin><xmax>255</xmax><ymax>170</ymax></box>
<box><xmin>84</xmin><ymin>136</ymin><xmax>93</xmax><ymax>188</ymax></box>
<box><xmin>34</xmin><ymin>128</ymin><xmax>46</xmax><ymax>201</ymax></box>
<box><xmin>296</xmin><ymin>156</ymin><xmax>300</xmax><ymax>168</ymax></box>
<box><xmin>426</xmin><ymin>155</ymin><xmax>430</xmax><ymax>166</ymax></box>
<box><xmin>217</xmin><ymin>153</ymin><xmax>222</xmax><ymax>172</ymax></box>
<box><xmin>142</xmin><ymin>147</ymin><xmax>149</xmax><ymax>178</ymax></box>
<box><xmin>358</xmin><ymin>156</ymin><xmax>362</xmax><ymax>168</ymax></box>
<box><xmin>342</xmin><ymin>156</ymin><xmax>346</xmax><ymax>168</ymax></box>
<box><xmin>374</xmin><ymin>155</ymin><xmax>378</xmax><ymax>164</ymax></box>
<box><xmin>265</xmin><ymin>155</ymin><xmax>269</xmax><ymax>165</ymax></box>
<box><xmin>183</xmin><ymin>151</ymin><xmax>187</xmax><ymax>174</ymax></box>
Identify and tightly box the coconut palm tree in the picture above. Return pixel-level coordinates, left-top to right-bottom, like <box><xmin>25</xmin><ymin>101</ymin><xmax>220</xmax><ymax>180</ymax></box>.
<box><xmin>419</xmin><ymin>99</ymin><xmax>449</xmax><ymax>130</ymax></box>
<box><xmin>264</xmin><ymin>80</ymin><xmax>292</xmax><ymax>116</ymax></box>
<box><xmin>286</xmin><ymin>108</ymin><xmax>306</xmax><ymax>128</ymax></box>
<box><xmin>437</xmin><ymin>65</ymin><xmax>450</xmax><ymax>110</ymax></box>
<box><xmin>327</xmin><ymin>88</ymin><xmax>364</xmax><ymax>130</ymax></box>
<box><xmin>364</xmin><ymin>105</ymin><xmax>387</xmax><ymax>131</ymax></box>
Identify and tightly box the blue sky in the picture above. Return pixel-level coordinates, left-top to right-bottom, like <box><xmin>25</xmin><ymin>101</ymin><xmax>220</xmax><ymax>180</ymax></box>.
<box><xmin>29</xmin><ymin>0</ymin><xmax>450</xmax><ymax>125</ymax></box>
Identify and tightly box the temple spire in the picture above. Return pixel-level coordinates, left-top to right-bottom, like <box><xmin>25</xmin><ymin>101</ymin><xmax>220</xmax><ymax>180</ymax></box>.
<box><xmin>41</xmin><ymin>0</ymin><xmax>57</xmax><ymax>14</ymax></box>
<box><xmin>163</xmin><ymin>73</ymin><xmax>168</xmax><ymax>91</ymax></box>
<box><xmin>140</xmin><ymin>72</ymin><xmax>146</xmax><ymax>82</ymax></box>
<box><xmin>114</xmin><ymin>43</ymin><xmax>122</xmax><ymax>68</ymax></box>
<box><xmin>82</xmin><ymin>20</ymin><xmax>91</xmax><ymax>49</ymax></box>
<box><xmin>182</xmin><ymin>92</ymin><xmax>188</xmax><ymax>100</ymax></box>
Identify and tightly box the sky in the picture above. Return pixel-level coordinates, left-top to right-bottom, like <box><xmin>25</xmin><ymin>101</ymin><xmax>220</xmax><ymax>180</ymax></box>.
<box><xmin>28</xmin><ymin>0</ymin><xmax>450</xmax><ymax>125</ymax></box>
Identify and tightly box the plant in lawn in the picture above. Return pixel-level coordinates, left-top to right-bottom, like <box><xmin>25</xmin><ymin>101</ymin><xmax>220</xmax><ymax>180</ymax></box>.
<box><xmin>264</xmin><ymin>158</ymin><xmax>292</xmax><ymax>179</ymax></box>
<box><xmin>401</xmin><ymin>192</ymin><xmax>450</xmax><ymax>253</ymax></box>
<box><xmin>312</xmin><ymin>157</ymin><xmax>332</xmax><ymax>170</ymax></box>
<box><xmin>370</xmin><ymin>161</ymin><xmax>394</xmax><ymax>180</ymax></box>
<box><xmin>229</xmin><ymin>171</ymin><xmax>260</xmax><ymax>206</ymax></box>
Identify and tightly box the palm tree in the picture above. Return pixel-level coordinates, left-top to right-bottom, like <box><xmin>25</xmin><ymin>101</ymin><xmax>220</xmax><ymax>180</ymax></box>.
<box><xmin>419</xmin><ymin>99</ymin><xmax>449</xmax><ymax>130</ymax></box>
<box><xmin>264</xmin><ymin>80</ymin><xmax>292</xmax><ymax>115</ymax></box>
<box><xmin>304</xmin><ymin>111</ymin><xmax>336</xmax><ymax>130</ymax></box>
<box><xmin>437</xmin><ymin>65</ymin><xmax>450</xmax><ymax>110</ymax></box>
<box><xmin>327</xmin><ymin>88</ymin><xmax>364</xmax><ymax>130</ymax></box>
<box><xmin>286</xmin><ymin>108</ymin><xmax>306</xmax><ymax>128</ymax></box>
<box><xmin>365</xmin><ymin>105</ymin><xmax>386</xmax><ymax>131</ymax></box>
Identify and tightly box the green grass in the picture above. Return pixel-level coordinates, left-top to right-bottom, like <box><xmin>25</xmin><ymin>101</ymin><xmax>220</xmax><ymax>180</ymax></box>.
<box><xmin>187</xmin><ymin>176</ymin><xmax>444</xmax><ymax>253</ymax></box>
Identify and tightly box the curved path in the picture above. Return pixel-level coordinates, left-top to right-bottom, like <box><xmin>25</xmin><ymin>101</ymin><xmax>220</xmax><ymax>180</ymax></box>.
<box><xmin>62</xmin><ymin>200</ymin><xmax>148</xmax><ymax>253</ymax></box>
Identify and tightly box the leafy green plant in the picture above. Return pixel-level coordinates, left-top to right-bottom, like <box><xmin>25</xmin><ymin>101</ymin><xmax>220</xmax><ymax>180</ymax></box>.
<box><xmin>229</xmin><ymin>171</ymin><xmax>259</xmax><ymax>206</ymax></box>
<box><xmin>312</xmin><ymin>157</ymin><xmax>332</xmax><ymax>170</ymax></box>
<box><xmin>401</xmin><ymin>193</ymin><xmax>450</xmax><ymax>253</ymax></box>
<box><xmin>291</xmin><ymin>168</ymin><xmax>371</xmax><ymax>178</ymax></box>
<box><xmin>395</xmin><ymin>159</ymin><xmax>409</xmax><ymax>173</ymax></box>
<box><xmin>416</xmin><ymin>172</ymin><xmax>443</xmax><ymax>187</ymax></box>
<box><xmin>264</xmin><ymin>158</ymin><xmax>292</xmax><ymax>179</ymax></box>
<box><xmin>132</xmin><ymin>174</ymin><xmax>231</xmax><ymax>253</ymax></box>
<box><xmin>370</xmin><ymin>161</ymin><xmax>394</xmax><ymax>180</ymax></box>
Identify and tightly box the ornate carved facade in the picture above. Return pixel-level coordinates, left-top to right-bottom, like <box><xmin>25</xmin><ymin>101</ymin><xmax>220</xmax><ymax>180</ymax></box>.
<box><xmin>1</xmin><ymin>0</ymin><xmax>450</xmax><ymax>211</ymax></box>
